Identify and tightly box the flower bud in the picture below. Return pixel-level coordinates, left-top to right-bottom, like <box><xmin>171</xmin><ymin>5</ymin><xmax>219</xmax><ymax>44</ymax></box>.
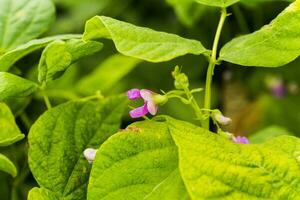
<box><xmin>213</xmin><ymin>112</ymin><xmax>232</xmax><ymax>126</ymax></box>
<box><xmin>83</xmin><ymin>148</ymin><xmax>97</xmax><ymax>164</ymax></box>
<box><xmin>172</xmin><ymin>66</ymin><xmax>189</xmax><ymax>89</ymax></box>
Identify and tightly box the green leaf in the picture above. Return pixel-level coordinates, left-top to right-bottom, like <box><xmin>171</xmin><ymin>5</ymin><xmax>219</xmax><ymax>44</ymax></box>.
<box><xmin>87</xmin><ymin>119</ymin><xmax>189</xmax><ymax>200</ymax></box>
<box><xmin>28</xmin><ymin>187</ymin><xmax>58</xmax><ymax>200</ymax></box>
<box><xmin>0</xmin><ymin>153</ymin><xmax>17</xmax><ymax>177</ymax></box>
<box><xmin>28</xmin><ymin>96</ymin><xmax>126</xmax><ymax>200</ymax></box>
<box><xmin>220</xmin><ymin>0</ymin><xmax>300</xmax><ymax>67</ymax></box>
<box><xmin>83</xmin><ymin>16</ymin><xmax>208</xmax><ymax>62</ymax></box>
<box><xmin>167</xmin><ymin>117</ymin><xmax>300</xmax><ymax>199</ymax></box>
<box><xmin>194</xmin><ymin>0</ymin><xmax>239</xmax><ymax>7</ymax></box>
<box><xmin>0</xmin><ymin>0</ymin><xmax>55</xmax><ymax>51</ymax></box>
<box><xmin>250</xmin><ymin>126</ymin><xmax>294</xmax><ymax>144</ymax></box>
<box><xmin>0</xmin><ymin>72</ymin><xmax>38</xmax><ymax>101</ymax></box>
<box><xmin>76</xmin><ymin>54</ymin><xmax>141</xmax><ymax>95</ymax></box>
<box><xmin>0</xmin><ymin>102</ymin><xmax>24</xmax><ymax>146</ymax></box>
<box><xmin>0</xmin><ymin>34</ymin><xmax>81</xmax><ymax>72</ymax></box>
<box><xmin>166</xmin><ymin>0</ymin><xmax>206</xmax><ymax>27</ymax></box>
<box><xmin>38</xmin><ymin>39</ymin><xmax>103</xmax><ymax>83</ymax></box>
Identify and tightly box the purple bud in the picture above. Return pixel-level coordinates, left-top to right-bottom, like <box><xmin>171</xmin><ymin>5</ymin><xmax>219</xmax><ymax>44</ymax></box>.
<box><xmin>83</xmin><ymin>148</ymin><xmax>97</xmax><ymax>163</ymax></box>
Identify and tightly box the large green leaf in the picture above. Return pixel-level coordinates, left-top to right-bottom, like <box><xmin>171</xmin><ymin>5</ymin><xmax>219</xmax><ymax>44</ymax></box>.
<box><xmin>0</xmin><ymin>72</ymin><xmax>38</xmax><ymax>101</ymax></box>
<box><xmin>166</xmin><ymin>0</ymin><xmax>206</xmax><ymax>27</ymax></box>
<box><xmin>76</xmin><ymin>54</ymin><xmax>141</xmax><ymax>95</ymax></box>
<box><xmin>0</xmin><ymin>102</ymin><xmax>24</xmax><ymax>146</ymax></box>
<box><xmin>87</xmin><ymin>119</ymin><xmax>189</xmax><ymax>200</ymax></box>
<box><xmin>83</xmin><ymin>16</ymin><xmax>208</xmax><ymax>62</ymax></box>
<box><xmin>194</xmin><ymin>0</ymin><xmax>239</xmax><ymax>7</ymax></box>
<box><xmin>220</xmin><ymin>0</ymin><xmax>300</xmax><ymax>67</ymax></box>
<box><xmin>0</xmin><ymin>0</ymin><xmax>55</xmax><ymax>51</ymax></box>
<box><xmin>28</xmin><ymin>96</ymin><xmax>126</xmax><ymax>200</ymax></box>
<box><xmin>0</xmin><ymin>34</ymin><xmax>81</xmax><ymax>72</ymax></box>
<box><xmin>167</xmin><ymin>117</ymin><xmax>300</xmax><ymax>199</ymax></box>
<box><xmin>38</xmin><ymin>39</ymin><xmax>103</xmax><ymax>83</ymax></box>
<box><xmin>0</xmin><ymin>154</ymin><xmax>17</xmax><ymax>177</ymax></box>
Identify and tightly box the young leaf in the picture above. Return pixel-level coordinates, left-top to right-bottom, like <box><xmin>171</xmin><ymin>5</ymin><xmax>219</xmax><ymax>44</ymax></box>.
<box><xmin>194</xmin><ymin>0</ymin><xmax>239</xmax><ymax>7</ymax></box>
<box><xmin>0</xmin><ymin>72</ymin><xmax>38</xmax><ymax>101</ymax></box>
<box><xmin>28</xmin><ymin>187</ymin><xmax>58</xmax><ymax>200</ymax></box>
<box><xmin>38</xmin><ymin>39</ymin><xmax>103</xmax><ymax>83</ymax></box>
<box><xmin>0</xmin><ymin>154</ymin><xmax>17</xmax><ymax>177</ymax></box>
<box><xmin>250</xmin><ymin>126</ymin><xmax>294</xmax><ymax>144</ymax></box>
<box><xmin>76</xmin><ymin>54</ymin><xmax>141</xmax><ymax>95</ymax></box>
<box><xmin>0</xmin><ymin>102</ymin><xmax>25</xmax><ymax>146</ymax></box>
<box><xmin>88</xmin><ymin>120</ymin><xmax>189</xmax><ymax>200</ymax></box>
<box><xmin>0</xmin><ymin>34</ymin><xmax>81</xmax><ymax>72</ymax></box>
<box><xmin>220</xmin><ymin>0</ymin><xmax>300</xmax><ymax>67</ymax></box>
<box><xmin>167</xmin><ymin>117</ymin><xmax>300</xmax><ymax>199</ymax></box>
<box><xmin>28</xmin><ymin>96</ymin><xmax>126</xmax><ymax>200</ymax></box>
<box><xmin>0</xmin><ymin>0</ymin><xmax>55</xmax><ymax>50</ymax></box>
<box><xmin>83</xmin><ymin>16</ymin><xmax>208</xmax><ymax>62</ymax></box>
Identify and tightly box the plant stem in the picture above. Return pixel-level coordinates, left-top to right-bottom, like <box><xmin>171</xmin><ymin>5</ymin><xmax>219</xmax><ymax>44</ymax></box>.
<box><xmin>42</xmin><ymin>90</ymin><xmax>52</xmax><ymax>110</ymax></box>
<box><xmin>203</xmin><ymin>8</ymin><xmax>227</xmax><ymax>129</ymax></box>
<box><xmin>40</xmin><ymin>82</ymin><xmax>52</xmax><ymax>110</ymax></box>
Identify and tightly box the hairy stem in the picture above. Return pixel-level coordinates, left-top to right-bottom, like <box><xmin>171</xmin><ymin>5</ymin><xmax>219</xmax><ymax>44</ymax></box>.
<box><xmin>203</xmin><ymin>8</ymin><xmax>227</xmax><ymax>129</ymax></box>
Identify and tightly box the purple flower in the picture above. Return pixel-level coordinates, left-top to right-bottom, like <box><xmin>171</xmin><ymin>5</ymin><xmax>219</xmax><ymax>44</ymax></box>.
<box><xmin>127</xmin><ymin>89</ymin><xmax>158</xmax><ymax>118</ymax></box>
<box><xmin>234</xmin><ymin>136</ymin><xmax>249</xmax><ymax>144</ymax></box>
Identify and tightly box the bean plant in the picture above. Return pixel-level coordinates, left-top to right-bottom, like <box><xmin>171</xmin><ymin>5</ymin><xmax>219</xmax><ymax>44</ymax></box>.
<box><xmin>0</xmin><ymin>0</ymin><xmax>300</xmax><ymax>199</ymax></box>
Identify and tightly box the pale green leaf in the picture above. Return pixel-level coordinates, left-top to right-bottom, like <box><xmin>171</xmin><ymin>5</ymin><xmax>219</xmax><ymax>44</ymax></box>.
<box><xmin>83</xmin><ymin>16</ymin><xmax>208</xmax><ymax>62</ymax></box>
<box><xmin>0</xmin><ymin>102</ymin><xmax>24</xmax><ymax>146</ymax></box>
<box><xmin>76</xmin><ymin>54</ymin><xmax>141</xmax><ymax>95</ymax></box>
<box><xmin>87</xmin><ymin>120</ymin><xmax>189</xmax><ymax>200</ymax></box>
<box><xmin>220</xmin><ymin>0</ymin><xmax>300</xmax><ymax>67</ymax></box>
<box><xmin>167</xmin><ymin>117</ymin><xmax>300</xmax><ymax>199</ymax></box>
<box><xmin>194</xmin><ymin>0</ymin><xmax>239</xmax><ymax>7</ymax></box>
<box><xmin>28</xmin><ymin>96</ymin><xmax>126</xmax><ymax>200</ymax></box>
<box><xmin>166</xmin><ymin>0</ymin><xmax>206</xmax><ymax>27</ymax></box>
<box><xmin>38</xmin><ymin>39</ymin><xmax>103</xmax><ymax>83</ymax></box>
<box><xmin>0</xmin><ymin>154</ymin><xmax>17</xmax><ymax>177</ymax></box>
<box><xmin>0</xmin><ymin>72</ymin><xmax>38</xmax><ymax>101</ymax></box>
<box><xmin>0</xmin><ymin>34</ymin><xmax>81</xmax><ymax>72</ymax></box>
<box><xmin>0</xmin><ymin>0</ymin><xmax>55</xmax><ymax>50</ymax></box>
<box><xmin>28</xmin><ymin>187</ymin><xmax>58</xmax><ymax>200</ymax></box>
<box><xmin>250</xmin><ymin>126</ymin><xmax>294</xmax><ymax>144</ymax></box>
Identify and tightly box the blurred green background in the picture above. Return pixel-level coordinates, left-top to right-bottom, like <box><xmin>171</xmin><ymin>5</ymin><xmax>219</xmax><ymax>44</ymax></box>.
<box><xmin>1</xmin><ymin>0</ymin><xmax>299</xmax><ymax>199</ymax></box>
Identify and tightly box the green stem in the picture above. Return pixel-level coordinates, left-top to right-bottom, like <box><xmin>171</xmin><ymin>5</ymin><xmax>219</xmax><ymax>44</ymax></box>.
<box><xmin>203</xmin><ymin>8</ymin><xmax>227</xmax><ymax>129</ymax></box>
<box><xmin>42</xmin><ymin>90</ymin><xmax>52</xmax><ymax>110</ymax></box>
<box><xmin>184</xmin><ymin>88</ymin><xmax>203</xmax><ymax>123</ymax></box>
<box><xmin>40</xmin><ymin>82</ymin><xmax>52</xmax><ymax>110</ymax></box>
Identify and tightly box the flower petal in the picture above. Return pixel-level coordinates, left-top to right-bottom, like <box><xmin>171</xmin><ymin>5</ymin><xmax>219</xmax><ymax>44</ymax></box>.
<box><xmin>234</xmin><ymin>136</ymin><xmax>249</xmax><ymax>144</ymax></box>
<box><xmin>127</xmin><ymin>89</ymin><xmax>141</xmax><ymax>100</ymax></box>
<box><xmin>140</xmin><ymin>89</ymin><xmax>153</xmax><ymax>102</ymax></box>
<box><xmin>147</xmin><ymin>101</ymin><xmax>158</xmax><ymax>115</ymax></box>
<box><xmin>140</xmin><ymin>89</ymin><xmax>158</xmax><ymax>115</ymax></box>
<box><xmin>129</xmin><ymin>103</ymin><xmax>149</xmax><ymax>118</ymax></box>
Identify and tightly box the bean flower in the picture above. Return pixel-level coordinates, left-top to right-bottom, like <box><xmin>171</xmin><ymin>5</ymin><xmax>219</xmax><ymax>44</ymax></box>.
<box><xmin>234</xmin><ymin>136</ymin><xmax>249</xmax><ymax>144</ymax></box>
<box><xmin>127</xmin><ymin>89</ymin><xmax>167</xmax><ymax>118</ymax></box>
